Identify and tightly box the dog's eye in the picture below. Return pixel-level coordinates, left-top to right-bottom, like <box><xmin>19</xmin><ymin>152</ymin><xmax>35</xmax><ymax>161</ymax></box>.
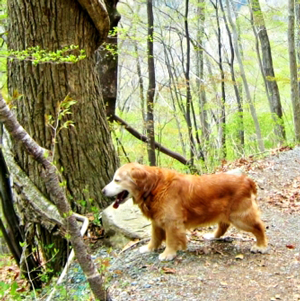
<box><xmin>114</xmin><ymin>179</ymin><xmax>120</xmax><ymax>183</ymax></box>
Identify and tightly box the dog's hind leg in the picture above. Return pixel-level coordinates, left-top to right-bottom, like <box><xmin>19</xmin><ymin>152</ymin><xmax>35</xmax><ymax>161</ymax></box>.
<box><xmin>140</xmin><ymin>222</ymin><xmax>165</xmax><ymax>254</ymax></box>
<box><xmin>231</xmin><ymin>214</ymin><xmax>268</xmax><ymax>253</ymax></box>
<box><xmin>203</xmin><ymin>222</ymin><xmax>230</xmax><ymax>240</ymax></box>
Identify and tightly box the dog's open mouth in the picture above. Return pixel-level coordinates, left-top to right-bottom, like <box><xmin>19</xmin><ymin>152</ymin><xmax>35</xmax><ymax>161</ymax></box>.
<box><xmin>113</xmin><ymin>190</ymin><xmax>129</xmax><ymax>209</ymax></box>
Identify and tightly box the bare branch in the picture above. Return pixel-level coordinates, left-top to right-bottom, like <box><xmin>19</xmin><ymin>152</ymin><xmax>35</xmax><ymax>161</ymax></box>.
<box><xmin>112</xmin><ymin>115</ymin><xmax>191</xmax><ymax>166</ymax></box>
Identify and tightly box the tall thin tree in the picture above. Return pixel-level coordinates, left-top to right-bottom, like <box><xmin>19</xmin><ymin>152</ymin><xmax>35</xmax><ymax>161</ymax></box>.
<box><xmin>289</xmin><ymin>0</ymin><xmax>300</xmax><ymax>142</ymax></box>
<box><xmin>220</xmin><ymin>0</ymin><xmax>244</xmax><ymax>151</ymax></box>
<box><xmin>227</xmin><ymin>0</ymin><xmax>265</xmax><ymax>153</ymax></box>
<box><xmin>250</xmin><ymin>0</ymin><xmax>286</xmax><ymax>144</ymax></box>
<box><xmin>211</xmin><ymin>0</ymin><xmax>226</xmax><ymax>158</ymax></box>
<box><xmin>195</xmin><ymin>0</ymin><xmax>210</xmax><ymax>153</ymax></box>
<box><xmin>146</xmin><ymin>0</ymin><xmax>156</xmax><ymax>166</ymax></box>
<box><xmin>184</xmin><ymin>0</ymin><xmax>198</xmax><ymax>166</ymax></box>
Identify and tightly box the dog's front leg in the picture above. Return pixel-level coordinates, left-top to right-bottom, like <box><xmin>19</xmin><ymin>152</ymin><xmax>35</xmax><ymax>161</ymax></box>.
<box><xmin>159</xmin><ymin>223</ymin><xmax>187</xmax><ymax>261</ymax></box>
<box><xmin>140</xmin><ymin>222</ymin><xmax>165</xmax><ymax>254</ymax></box>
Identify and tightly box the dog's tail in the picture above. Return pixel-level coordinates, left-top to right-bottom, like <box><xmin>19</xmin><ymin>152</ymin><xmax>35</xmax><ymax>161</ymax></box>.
<box><xmin>248</xmin><ymin>177</ymin><xmax>258</xmax><ymax>203</ymax></box>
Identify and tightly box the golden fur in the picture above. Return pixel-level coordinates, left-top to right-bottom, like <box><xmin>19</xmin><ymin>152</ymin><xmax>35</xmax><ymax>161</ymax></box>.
<box><xmin>102</xmin><ymin>163</ymin><xmax>268</xmax><ymax>260</ymax></box>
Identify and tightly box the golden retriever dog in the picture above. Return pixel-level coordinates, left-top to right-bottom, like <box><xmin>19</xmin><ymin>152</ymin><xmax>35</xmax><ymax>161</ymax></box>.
<box><xmin>102</xmin><ymin>163</ymin><xmax>268</xmax><ymax>260</ymax></box>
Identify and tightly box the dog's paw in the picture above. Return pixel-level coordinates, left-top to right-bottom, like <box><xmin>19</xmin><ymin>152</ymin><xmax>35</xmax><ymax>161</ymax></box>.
<box><xmin>139</xmin><ymin>245</ymin><xmax>153</xmax><ymax>254</ymax></box>
<box><xmin>158</xmin><ymin>251</ymin><xmax>177</xmax><ymax>261</ymax></box>
<box><xmin>250</xmin><ymin>245</ymin><xmax>269</xmax><ymax>254</ymax></box>
<box><xmin>203</xmin><ymin>233</ymin><xmax>216</xmax><ymax>240</ymax></box>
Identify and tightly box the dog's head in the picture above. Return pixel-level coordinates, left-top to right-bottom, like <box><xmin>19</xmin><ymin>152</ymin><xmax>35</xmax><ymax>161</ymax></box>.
<box><xmin>102</xmin><ymin>163</ymin><xmax>156</xmax><ymax>208</ymax></box>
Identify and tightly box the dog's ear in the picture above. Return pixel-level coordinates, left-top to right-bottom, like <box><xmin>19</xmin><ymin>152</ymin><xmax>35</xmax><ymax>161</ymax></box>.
<box><xmin>130</xmin><ymin>167</ymin><xmax>155</xmax><ymax>199</ymax></box>
<box><xmin>130</xmin><ymin>167</ymin><xmax>147</xmax><ymax>185</ymax></box>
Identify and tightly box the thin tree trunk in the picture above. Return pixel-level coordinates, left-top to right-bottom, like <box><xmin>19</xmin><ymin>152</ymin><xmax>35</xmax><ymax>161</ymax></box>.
<box><xmin>162</xmin><ymin>40</ymin><xmax>187</xmax><ymax>157</ymax></box>
<box><xmin>250</xmin><ymin>0</ymin><xmax>286</xmax><ymax>144</ymax></box>
<box><xmin>196</xmin><ymin>0</ymin><xmax>210</xmax><ymax>152</ymax></box>
<box><xmin>296</xmin><ymin>1</ymin><xmax>300</xmax><ymax>101</ymax></box>
<box><xmin>135</xmin><ymin>40</ymin><xmax>147</xmax><ymax>125</ymax></box>
<box><xmin>227</xmin><ymin>0</ymin><xmax>265</xmax><ymax>153</ymax></box>
<box><xmin>184</xmin><ymin>0</ymin><xmax>197</xmax><ymax>167</ymax></box>
<box><xmin>146</xmin><ymin>0</ymin><xmax>156</xmax><ymax>166</ymax></box>
<box><xmin>211</xmin><ymin>0</ymin><xmax>226</xmax><ymax>158</ymax></box>
<box><xmin>220</xmin><ymin>0</ymin><xmax>244</xmax><ymax>151</ymax></box>
<box><xmin>289</xmin><ymin>0</ymin><xmax>300</xmax><ymax>141</ymax></box>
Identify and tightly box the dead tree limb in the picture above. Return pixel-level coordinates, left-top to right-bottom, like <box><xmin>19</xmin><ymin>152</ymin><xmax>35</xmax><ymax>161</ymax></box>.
<box><xmin>112</xmin><ymin>114</ymin><xmax>191</xmax><ymax>166</ymax></box>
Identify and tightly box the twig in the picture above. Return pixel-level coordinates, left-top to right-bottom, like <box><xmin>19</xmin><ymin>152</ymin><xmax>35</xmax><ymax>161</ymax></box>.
<box><xmin>118</xmin><ymin>238</ymin><xmax>150</xmax><ymax>255</ymax></box>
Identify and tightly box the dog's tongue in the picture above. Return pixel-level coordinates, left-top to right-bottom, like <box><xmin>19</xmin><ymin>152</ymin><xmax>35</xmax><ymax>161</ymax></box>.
<box><xmin>113</xmin><ymin>193</ymin><xmax>122</xmax><ymax>209</ymax></box>
<box><xmin>112</xmin><ymin>191</ymin><xmax>128</xmax><ymax>209</ymax></box>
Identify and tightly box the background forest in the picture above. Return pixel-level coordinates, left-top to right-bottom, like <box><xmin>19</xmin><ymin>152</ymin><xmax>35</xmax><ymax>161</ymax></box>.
<box><xmin>0</xmin><ymin>0</ymin><xmax>299</xmax><ymax>300</ymax></box>
<box><xmin>112</xmin><ymin>0</ymin><xmax>298</xmax><ymax>172</ymax></box>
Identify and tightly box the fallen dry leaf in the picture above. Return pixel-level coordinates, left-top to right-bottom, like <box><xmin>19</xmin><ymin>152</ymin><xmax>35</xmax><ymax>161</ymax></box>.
<box><xmin>162</xmin><ymin>267</ymin><xmax>176</xmax><ymax>274</ymax></box>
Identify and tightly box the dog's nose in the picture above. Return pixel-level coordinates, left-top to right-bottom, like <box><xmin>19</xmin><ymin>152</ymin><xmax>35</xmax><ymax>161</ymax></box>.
<box><xmin>102</xmin><ymin>188</ymin><xmax>106</xmax><ymax>195</ymax></box>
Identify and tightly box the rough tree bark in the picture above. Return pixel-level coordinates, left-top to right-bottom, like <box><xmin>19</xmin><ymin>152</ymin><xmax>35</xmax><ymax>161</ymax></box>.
<box><xmin>97</xmin><ymin>0</ymin><xmax>121</xmax><ymax>121</ymax></box>
<box><xmin>6</xmin><ymin>0</ymin><xmax>118</xmax><ymax>280</ymax></box>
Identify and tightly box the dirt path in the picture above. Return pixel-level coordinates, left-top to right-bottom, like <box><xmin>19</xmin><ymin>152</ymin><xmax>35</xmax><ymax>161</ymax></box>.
<box><xmin>108</xmin><ymin>147</ymin><xmax>300</xmax><ymax>301</ymax></box>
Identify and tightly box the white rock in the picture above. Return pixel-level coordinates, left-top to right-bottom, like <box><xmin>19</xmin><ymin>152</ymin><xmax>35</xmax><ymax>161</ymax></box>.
<box><xmin>102</xmin><ymin>198</ymin><xmax>151</xmax><ymax>248</ymax></box>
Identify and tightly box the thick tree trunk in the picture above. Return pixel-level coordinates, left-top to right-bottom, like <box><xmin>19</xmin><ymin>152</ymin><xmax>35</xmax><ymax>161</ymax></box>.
<box><xmin>8</xmin><ymin>0</ymin><xmax>118</xmax><ymax>211</ymax></box>
<box><xmin>7</xmin><ymin>0</ymin><xmax>118</xmax><ymax>280</ymax></box>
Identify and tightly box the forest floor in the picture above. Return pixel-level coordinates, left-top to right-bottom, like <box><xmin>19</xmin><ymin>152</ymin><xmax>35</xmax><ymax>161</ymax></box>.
<box><xmin>106</xmin><ymin>146</ymin><xmax>300</xmax><ymax>301</ymax></box>
<box><xmin>1</xmin><ymin>146</ymin><xmax>300</xmax><ymax>301</ymax></box>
